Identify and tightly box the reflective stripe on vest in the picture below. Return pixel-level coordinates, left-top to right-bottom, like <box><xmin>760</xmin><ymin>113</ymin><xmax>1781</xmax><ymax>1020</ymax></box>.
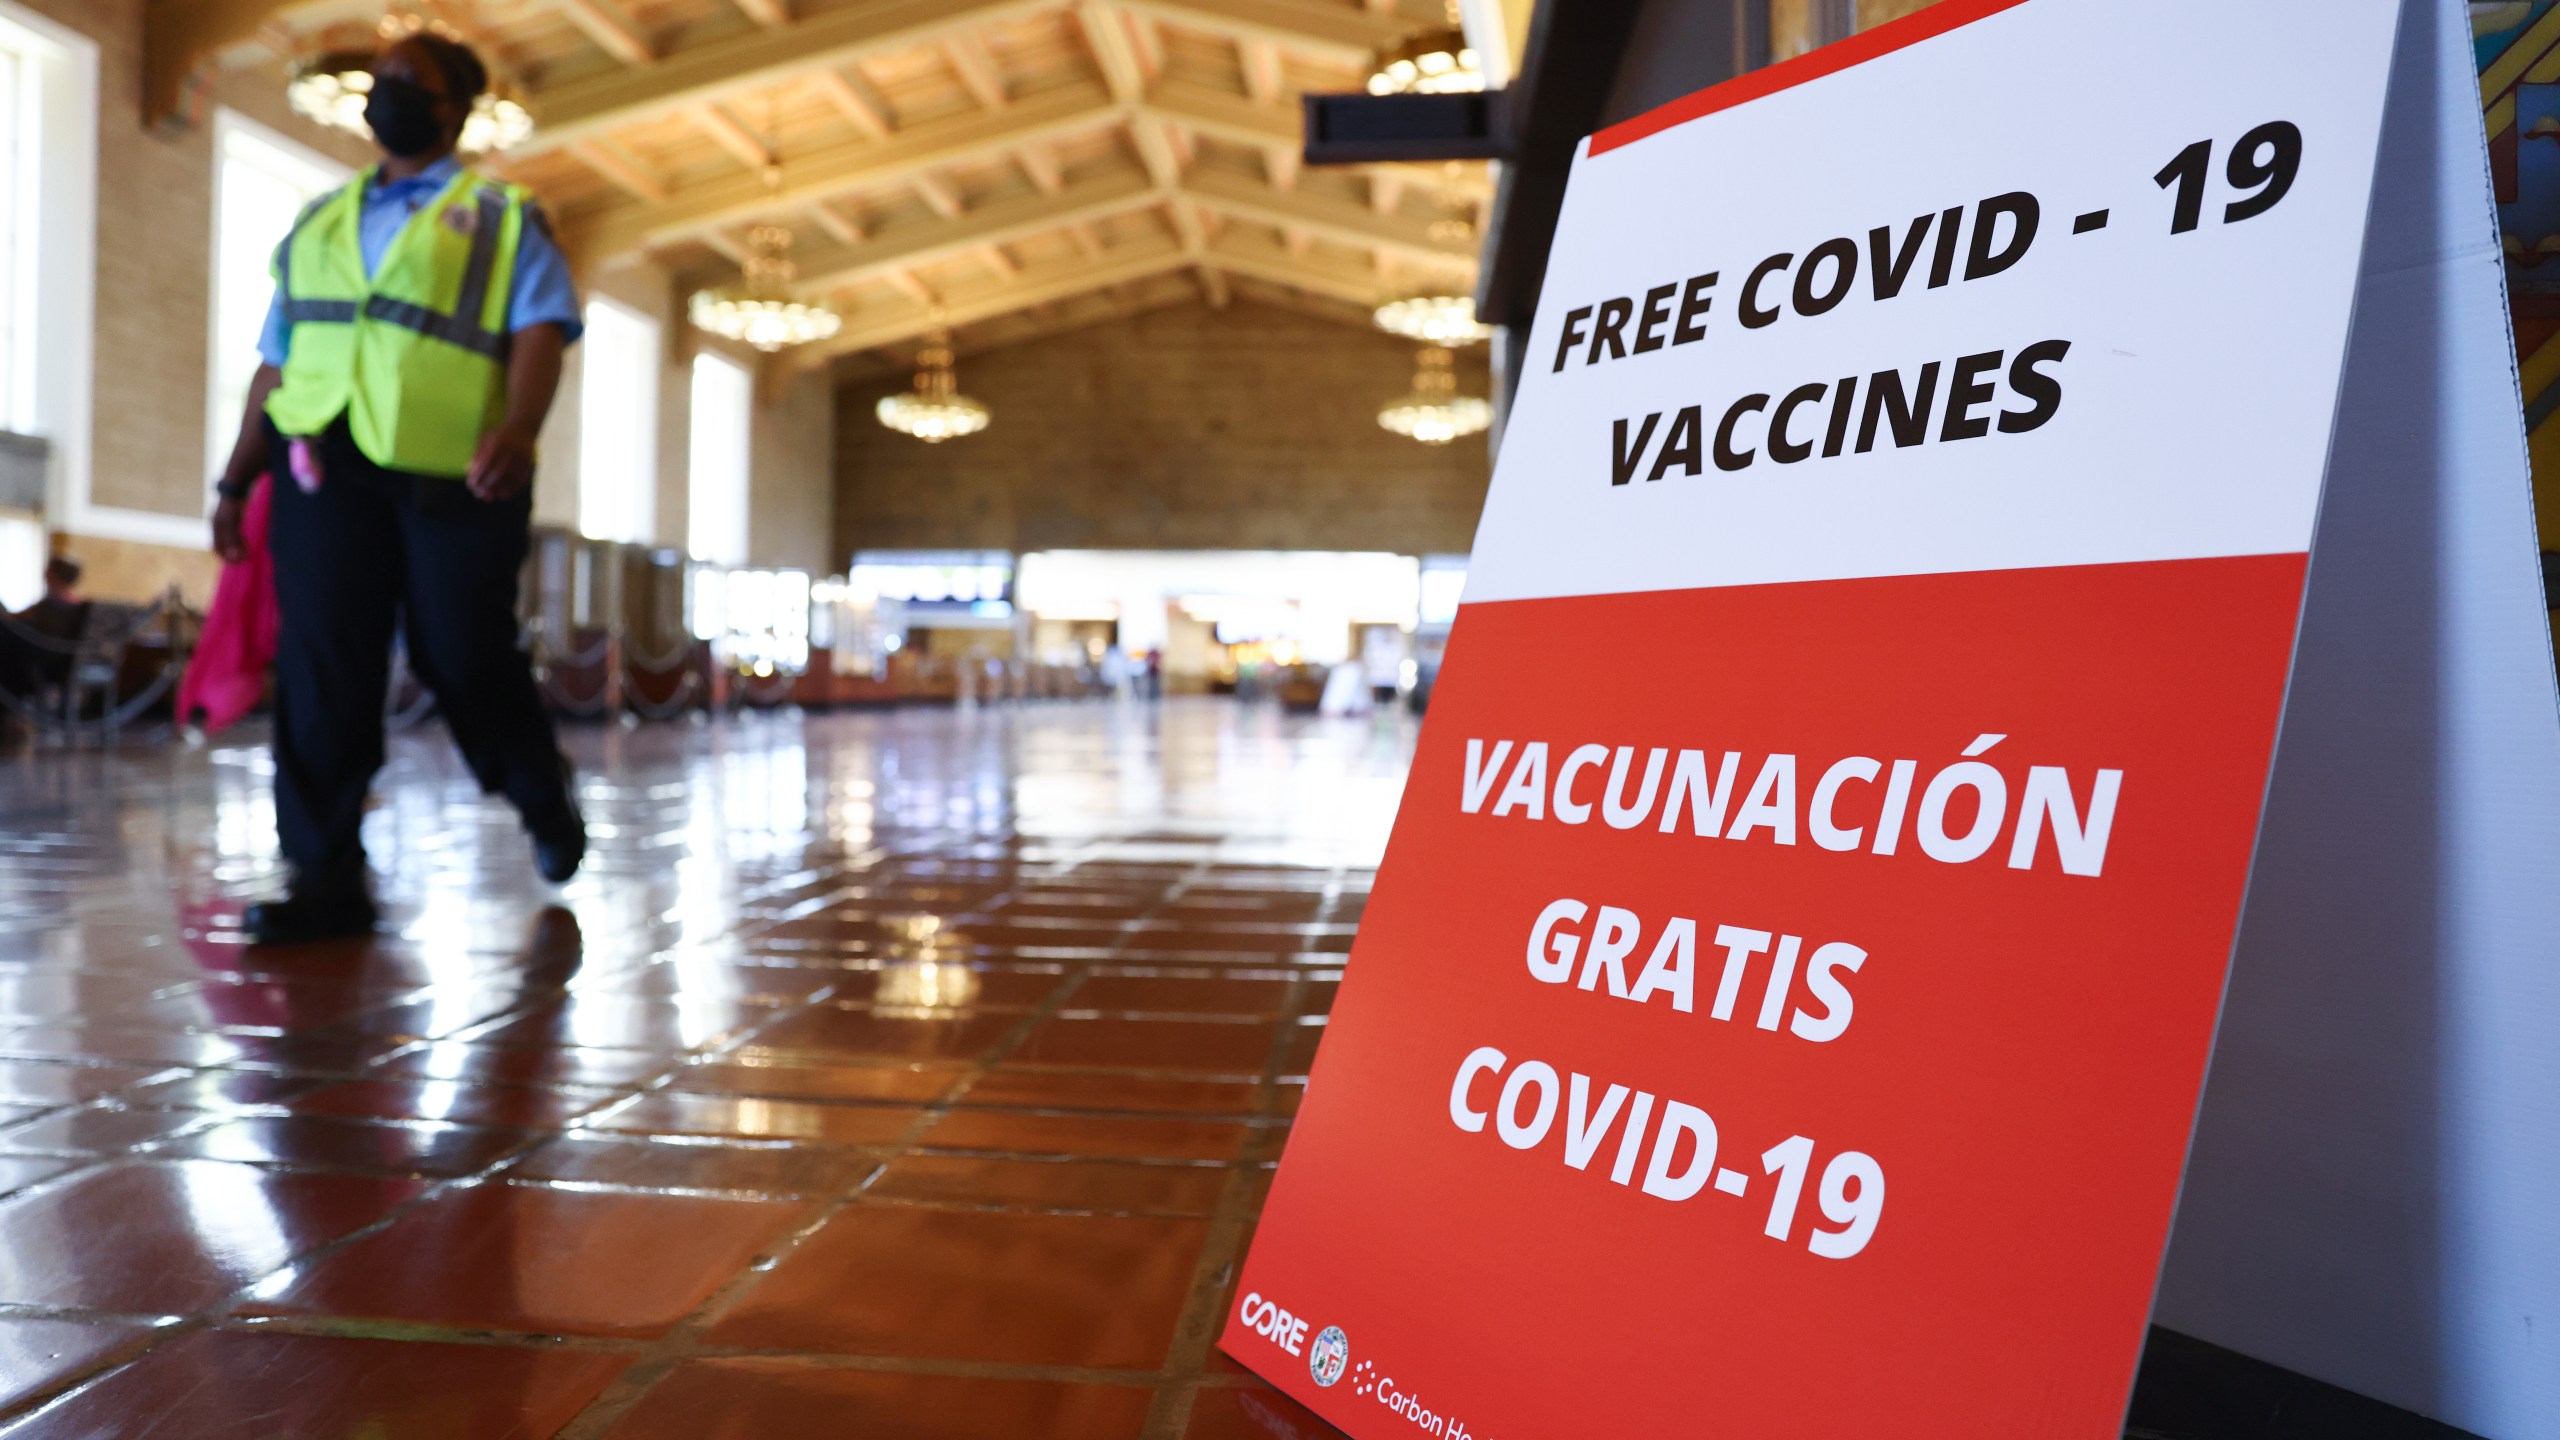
<box><xmin>276</xmin><ymin>190</ymin><xmax>509</xmax><ymax>357</ymax></box>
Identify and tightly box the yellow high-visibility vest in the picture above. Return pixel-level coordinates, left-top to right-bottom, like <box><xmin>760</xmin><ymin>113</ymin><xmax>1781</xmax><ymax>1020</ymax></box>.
<box><xmin>264</xmin><ymin>166</ymin><xmax>529</xmax><ymax>479</ymax></box>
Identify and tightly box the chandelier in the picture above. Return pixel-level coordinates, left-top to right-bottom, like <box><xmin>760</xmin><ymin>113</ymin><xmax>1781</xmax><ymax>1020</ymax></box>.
<box><xmin>688</xmin><ymin>98</ymin><xmax>843</xmax><ymax>352</ymax></box>
<box><xmin>287</xmin><ymin>16</ymin><xmax>535</xmax><ymax>155</ymax></box>
<box><xmin>1367</xmin><ymin>0</ymin><xmax>1485</xmax><ymax>95</ymax></box>
<box><xmin>876</xmin><ymin>329</ymin><xmax>991</xmax><ymax>443</ymax></box>
<box><xmin>689</xmin><ymin>224</ymin><xmax>843</xmax><ymax>351</ymax></box>
<box><xmin>1378</xmin><ymin>345</ymin><xmax>1491</xmax><ymax>445</ymax></box>
<box><xmin>1374</xmin><ymin>293</ymin><xmax>1491</xmax><ymax>345</ymax></box>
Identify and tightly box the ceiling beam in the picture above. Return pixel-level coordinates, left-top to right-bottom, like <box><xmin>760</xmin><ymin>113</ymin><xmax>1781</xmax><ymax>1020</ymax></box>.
<box><xmin>978</xmin><ymin>243</ymin><xmax>1020</xmax><ymax>278</ymax></box>
<box><xmin>143</xmin><ymin>0</ymin><xmax>305</xmax><ymax>124</ymax></box>
<box><xmin>791</xmin><ymin>169</ymin><xmax>1160</xmax><ymax>293</ymax></box>
<box><xmin>884</xmin><ymin>267</ymin><xmax>939</xmax><ymax>308</ymax></box>
<box><xmin>791</xmin><ymin>242</ymin><xmax>1193</xmax><ymax>369</ymax></box>
<box><xmin>574</xmin><ymin>137</ymin><xmax>670</xmax><ymax>202</ymax></box>
<box><xmin>1207</xmin><ymin>228</ymin><xmax>1396</xmax><ymax>306</ymax></box>
<box><xmin>1116</xmin><ymin>0</ymin><xmax>1406</xmax><ymax>68</ymax></box>
<box><xmin>691</xmin><ymin>104</ymin><xmax>773</xmax><ymax>170</ymax></box>
<box><xmin>729</xmin><ymin>0</ymin><xmax>792</xmax><ymax>24</ymax></box>
<box><xmin>913</xmin><ymin>173</ymin><xmax>967</xmax><ymax>220</ymax></box>
<box><xmin>1127</xmin><ymin>109</ymin><xmax>1183</xmax><ymax>189</ymax></box>
<box><xmin>559</xmin><ymin>0</ymin><xmax>656</xmax><ymax>65</ymax></box>
<box><xmin>1146</xmin><ymin>76</ymin><xmax>1294</xmax><ymax>147</ymax></box>
<box><xmin>944</xmin><ymin>34</ymin><xmax>1011</xmax><ymax>110</ymax></box>
<box><xmin>519</xmin><ymin>0</ymin><xmax>1390</xmax><ymax>157</ymax></box>
<box><xmin>1075</xmin><ymin>1</ymin><xmax>1144</xmax><ymax>104</ymax></box>
<box><xmin>1018</xmin><ymin>144</ymin><xmax>1065</xmax><ymax>194</ymax></box>
<box><xmin>566</xmin><ymin>82</ymin><xmax>1115</xmax><ymax>257</ymax></box>
<box><xmin>1184</xmin><ymin>166</ymin><xmax>1475</xmax><ymax>264</ymax></box>
<box><xmin>809</xmin><ymin>202</ymin><xmax>864</xmax><ymax>244</ymax></box>
<box><xmin>520</xmin><ymin>0</ymin><xmax>1046</xmax><ymax>155</ymax></box>
<box><xmin>1240</xmin><ymin>38</ymin><xmax>1285</xmax><ymax>103</ymax></box>
<box><xmin>833</xmin><ymin>281</ymin><xmax>1195</xmax><ymax>382</ymax></box>
<box><xmin>814</xmin><ymin>68</ymin><xmax>896</xmax><ymax>139</ymax></box>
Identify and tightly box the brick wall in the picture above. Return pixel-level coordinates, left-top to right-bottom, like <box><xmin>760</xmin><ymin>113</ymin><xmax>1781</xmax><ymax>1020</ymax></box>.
<box><xmin>832</xmin><ymin>301</ymin><xmax>1495</xmax><ymax>562</ymax></box>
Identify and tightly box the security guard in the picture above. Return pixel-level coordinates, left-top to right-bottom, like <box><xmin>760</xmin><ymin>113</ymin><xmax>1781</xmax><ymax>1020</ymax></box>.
<box><xmin>210</xmin><ymin>32</ymin><xmax>585</xmax><ymax>944</ymax></box>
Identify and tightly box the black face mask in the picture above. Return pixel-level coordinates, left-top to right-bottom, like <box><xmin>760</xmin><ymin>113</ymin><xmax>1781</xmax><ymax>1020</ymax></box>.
<box><xmin>365</xmin><ymin>76</ymin><xmax>448</xmax><ymax>158</ymax></box>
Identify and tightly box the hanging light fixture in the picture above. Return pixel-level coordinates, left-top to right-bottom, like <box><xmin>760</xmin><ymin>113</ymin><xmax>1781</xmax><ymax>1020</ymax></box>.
<box><xmin>1367</xmin><ymin>0</ymin><xmax>1485</xmax><ymax>95</ymax></box>
<box><xmin>689</xmin><ymin>223</ymin><xmax>844</xmax><ymax>351</ymax></box>
<box><xmin>876</xmin><ymin>327</ymin><xmax>992</xmax><ymax>443</ymax></box>
<box><xmin>1378</xmin><ymin>345</ymin><xmax>1491</xmax><ymax>445</ymax></box>
<box><xmin>688</xmin><ymin>96</ymin><xmax>843</xmax><ymax>352</ymax></box>
<box><xmin>1373</xmin><ymin>294</ymin><xmax>1492</xmax><ymax>345</ymax></box>
<box><xmin>287</xmin><ymin>14</ymin><xmax>535</xmax><ymax>154</ymax></box>
<box><xmin>1375</xmin><ymin>179</ymin><xmax>1492</xmax><ymax>346</ymax></box>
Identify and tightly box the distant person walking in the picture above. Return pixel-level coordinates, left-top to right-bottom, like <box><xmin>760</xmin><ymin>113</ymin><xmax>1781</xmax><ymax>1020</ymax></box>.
<box><xmin>209</xmin><ymin>31</ymin><xmax>585</xmax><ymax>944</ymax></box>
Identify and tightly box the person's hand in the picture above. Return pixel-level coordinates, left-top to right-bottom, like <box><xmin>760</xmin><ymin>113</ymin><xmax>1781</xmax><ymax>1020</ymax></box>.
<box><xmin>212</xmin><ymin>494</ymin><xmax>247</xmax><ymax>565</ymax></box>
<box><xmin>466</xmin><ymin>422</ymin><xmax>539</xmax><ymax>501</ymax></box>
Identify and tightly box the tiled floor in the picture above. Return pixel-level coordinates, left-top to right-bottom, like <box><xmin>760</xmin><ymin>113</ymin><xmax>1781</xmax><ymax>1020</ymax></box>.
<box><xmin>0</xmin><ymin>699</ymin><xmax>1403</xmax><ymax>1438</ymax></box>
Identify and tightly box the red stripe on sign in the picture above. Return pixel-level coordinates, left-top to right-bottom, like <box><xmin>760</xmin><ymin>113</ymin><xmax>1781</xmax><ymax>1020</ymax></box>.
<box><xmin>1588</xmin><ymin>0</ymin><xmax>2036</xmax><ymax>156</ymax></box>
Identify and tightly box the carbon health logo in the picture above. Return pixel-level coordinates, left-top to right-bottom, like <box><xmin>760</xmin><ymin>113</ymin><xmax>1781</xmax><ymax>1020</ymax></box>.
<box><xmin>1235</xmin><ymin>1293</ymin><xmax>1495</xmax><ymax>1439</ymax></box>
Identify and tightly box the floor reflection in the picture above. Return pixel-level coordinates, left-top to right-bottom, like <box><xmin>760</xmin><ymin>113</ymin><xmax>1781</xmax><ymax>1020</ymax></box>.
<box><xmin>0</xmin><ymin>698</ymin><xmax>1404</xmax><ymax>1437</ymax></box>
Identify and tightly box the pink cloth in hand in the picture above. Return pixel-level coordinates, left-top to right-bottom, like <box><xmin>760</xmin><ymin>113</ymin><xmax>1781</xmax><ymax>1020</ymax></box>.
<box><xmin>176</xmin><ymin>475</ymin><xmax>277</xmax><ymax>735</ymax></box>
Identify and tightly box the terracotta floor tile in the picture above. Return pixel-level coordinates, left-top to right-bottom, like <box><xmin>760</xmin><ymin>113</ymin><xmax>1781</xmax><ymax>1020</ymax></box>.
<box><xmin>465</xmin><ymin>996</ymin><xmax>768</xmax><ymax>1053</ymax></box>
<box><xmin>0</xmin><ymin>1317</ymin><xmax>152</xmax><ymax>1412</ymax></box>
<box><xmin>571</xmin><ymin>964</ymin><xmax>842</xmax><ymax>1004</ymax></box>
<box><xmin>728</xmin><ymin>1008</ymin><xmax>1017</xmax><ymax>1064</ymax></box>
<box><xmin>1070</xmin><ymin>974</ymin><xmax>1298</xmax><ymax>1016</ymax></box>
<box><xmin>848</xmin><ymin>964</ymin><xmax>1068</xmax><ymax>1008</ymax></box>
<box><xmin>0</xmin><ymin>1160</ymin><xmax>423</xmax><ymax>1312</ymax></box>
<box><xmin>581</xmin><ymin>1092</ymin><xmax>925</xmax><ymax>1145</ymax></box>
<box><xmin>0</xmin><ymin>1329</ymin><xmax>626</xmax><ymax>1439</ymax></box>
<box><xmin>289</xmin><ymin>1078</ymin><xmax>624</xmax><ymax>1129</ymax></box>
<box><xmin>663</xmin><ymin>1058</ymin><xmax>963</xmax><ymax>1104</ymax></box>
<box><xmin>710</xmin><ymin>1206</ymin><xmax>1207</xmax><ymax>1365</ymax></box>
<box><xmin>119</xmin><ymin>1070</ymin><xmax>329</xmax><ymax>1113</ymax></box>
<box><xmin>0</xmin><ymin>1060</ymin><xmax>163</xmax><ymax>1106</ymax></box>
<box><xmin>1009</xmin><ymin>1017</ymin><xmax>1278</xmax><ymax>1075</ymax></box>
<box><xmin>0</xmin><ymin>1104</ymin><xmax>213</xmax><ymax>1157</ymax></box>
<box><xmin>922</xmin><ymin>1109</ymin><xmax>1251</xmax><ymax>1162</ymax></box>
<box><xmin>248</xmin><ymin>1179</ymin><xmax>801</xmax><ymax>1338</ymax></box>
<box><xmin>960</xmin><ymin>1070</ymin><xmax>1265</xmax><ymax>1116</ymax></box>
<box><xmin>509</xmin><ymin>1133</ymin><xmax>878</xmax><ymax>1196</ymax></box>
<box><xmin>162</xmin><ymin>1114</ymin><xmax>533</xmax><ymax>1176</ymax></box>
<box><xmin>0</xmin><ymin>1027</ymin><xmax>244</xmax><ymax>1067</ymax></box>
<box><xmin>374</xmin><ymin>1042</ymin><xmax>678</xmax><ymax>1090</ymax></box>
<box><xmin>0</xmin><ymin>1154</ymin><xmax>84</xmax><ymax>1198</ymax></box>
<box><xmin>1182</xmin><ymin>1382</ymin><xmax>1349</xmax><ymax>1440</ymax></box>
<box><xmin>600</xmin><ymin>1360</ymin><xmax>1155</xmax><ymax>1439</ymax></box>
<box><xmin>867</xmin><ymin>1154</ymin><xmax>1233</xmax><ymax>1214</ymax></box>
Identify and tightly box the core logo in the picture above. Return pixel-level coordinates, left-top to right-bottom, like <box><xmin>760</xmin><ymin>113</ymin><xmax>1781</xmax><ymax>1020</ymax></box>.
<box><xmin>1237</xmin><ymin>1292</ymin><xmax>1311</xmax><ymax>1357</ymax></box>
<box><xmin>1308</xmin><ymin>1325</ymin><xmax>1350</xmax><ymax>1387</ymax></box>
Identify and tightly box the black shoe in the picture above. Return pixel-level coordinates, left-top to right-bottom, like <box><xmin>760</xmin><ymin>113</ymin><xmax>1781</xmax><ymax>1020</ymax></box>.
<box><xmin>243</xmin><ymin>885</ymin><xmax>378</xmax><ymax>945</ymax></box>
<box><xmin>527</xmin><ymin>759</ymin><xmax>586</xmax><ymax>885</ymax></box>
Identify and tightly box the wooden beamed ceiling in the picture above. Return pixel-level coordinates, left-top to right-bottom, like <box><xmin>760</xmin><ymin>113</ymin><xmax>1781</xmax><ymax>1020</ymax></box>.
<box><xmin>197</xmin><ymin>0</ymin><xmax>1492</xmax><ymax>376</ymax></box>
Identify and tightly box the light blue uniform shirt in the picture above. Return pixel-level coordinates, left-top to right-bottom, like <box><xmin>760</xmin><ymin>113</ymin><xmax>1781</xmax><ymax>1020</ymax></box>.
<box><xmin>257</xmin><ymin>155</ymin><xmax>583</xmax><ymax>367</ymax></box>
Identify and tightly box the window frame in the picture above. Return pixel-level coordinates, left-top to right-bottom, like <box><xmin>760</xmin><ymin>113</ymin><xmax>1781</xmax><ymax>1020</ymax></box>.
<box><xmin>0</xmin><ymin>2</ymin><xmax>115</xmax><ymax>544</ymax></box>
<box><xmin>575</xmin><ymin>293</ymin><xmax>662</xmax><ymax>546</ymax></box>
<box><xmin>686</xmin><ymin>347</ymin><xmax>753</xmax><ymax>568</ymax></box>
<box><xmin>203</xmin><ymin>106</ymin><xmax>349</xmax><ymax>488</ymax></box>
